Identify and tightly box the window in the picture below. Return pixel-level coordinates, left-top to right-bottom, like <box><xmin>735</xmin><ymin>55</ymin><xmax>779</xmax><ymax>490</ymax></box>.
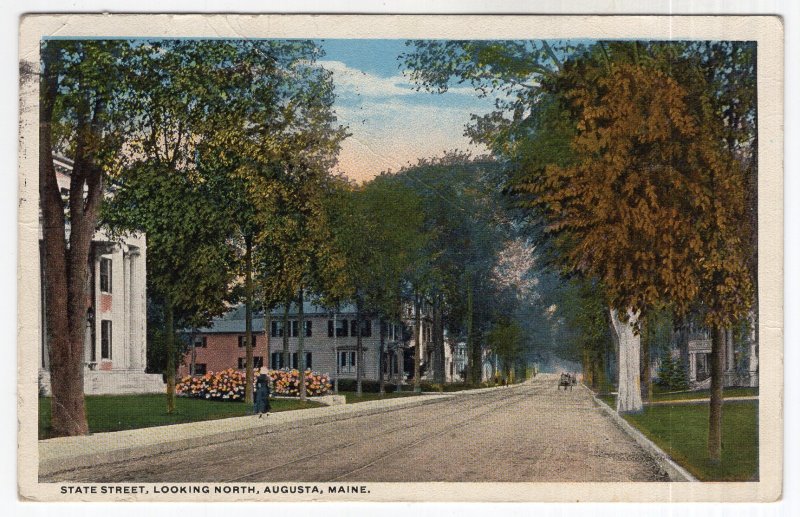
<box><xmin>350</xmin><ymin>320</ymin><xmax>371</xmax><ymax>337</ymax></box>
<box><xmin>99</xmin><ymin>257</ymin><xmax>112</xmax><ymax>293</ymax></box>
<box><xmin>193</xmin><ymin>336</ymin><xmax>207</xmax><ymax>348</ymax></box>
<box><xmin>238</xmin><ymin>357</ymin><xmax>264</xmax><ymax>369</ymax></box>
<box><xmin>193</xmin><ymin>363</ymin><xmax>207</xmax><ymax>375</ymax></box>
<box><xmin>270</xmin><ymin>352</ymin><xmax>285</xmax><ymax>370</ymax></box>
<box><xmin>101</xmin><ymin>320</ymin><xmax>112</xmax><ymax>360</ymax></box>
<box><xmin>238</xmin><ymin>335</ymin><xmax>256</xmax><ymax>348</ymax></box>
<box><xmin>338</xmin><ymin>350</ymin><xmax>357</xmax><ymax>374</ymax></box>
<box><xmin>284</xmin><ymin>320</ymin><xmax>312</xmax><ymax>338</ymax></box>
<box><xmin>329</xmin><ymin>319</ymin><xmax>349</xmax><ymax>337</ymax></box>
<box><xmin>270</xmin><ymin>321</ymin><xmax>284</xmax><ymax>338</ymax></box>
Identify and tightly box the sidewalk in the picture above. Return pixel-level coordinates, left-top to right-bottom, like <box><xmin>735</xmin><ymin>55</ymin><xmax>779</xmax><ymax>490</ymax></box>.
<box><xmin>39</xmin><ymin>382</ymin><xmax>529</xmax><ymax>478</ymax></box>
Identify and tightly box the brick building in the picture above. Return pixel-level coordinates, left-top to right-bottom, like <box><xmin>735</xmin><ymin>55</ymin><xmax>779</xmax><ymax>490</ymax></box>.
<box><xmin>179</xmin><ymin>302</ymin><xmax>404</xmax><ymax>383</ymax></box>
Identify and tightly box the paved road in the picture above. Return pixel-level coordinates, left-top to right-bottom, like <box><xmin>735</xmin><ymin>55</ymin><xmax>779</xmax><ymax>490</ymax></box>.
<box><xmin>43</xmin><ymin>375</ymin><xmax>667</xmax><ymax>482</ymax></box>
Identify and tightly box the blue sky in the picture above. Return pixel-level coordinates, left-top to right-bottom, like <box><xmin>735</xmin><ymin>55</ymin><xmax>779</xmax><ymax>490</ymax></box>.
<box><xmin>317</xmin><ymin>39</ymin><xmax>496</xmax><ymax>182</ymax></box>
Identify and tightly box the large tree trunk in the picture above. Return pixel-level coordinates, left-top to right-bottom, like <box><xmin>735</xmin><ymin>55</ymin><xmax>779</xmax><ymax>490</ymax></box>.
<box><xmin>165</xmin><ymin>296</ymin><xmax>176</xmax><ymax>414</ymax></box>
<box><xmin>708</xmin><ymin>325</ymin><xmax>726</xmax><ymax>463</ymax></box>
<box><xmin>282</xmin><ymin>302</ymin><xmax>290</xmax><ymax>370</ymax></box>
<box><xmin>610</xmin><ymin>308</ymin><xmax>643</xmax><ymax>413</ymax></box>
<box><xmin>333</xmin><ymin>311</ymin><xmax>339</xmax><ymax>394</ymax></box>
<box><xmin>640</xmin><ymin>316</ymin><xmax>652</xmax><ymax>403</ymax></box>
<box><xmin>263</xmin><ymin>301</ymin><xmax>271</xmax><ymax>371</ymax></box>
<box><xmin>40</xmin><ymin>47</ymin><xmax>106</xmax><ymax>436</ymax></box>
<box><xmin>297</xmin><ymin>288</ymin><xmax>307</xmax><ymax>400</ymax></box>
<box><xmin>466</xmin><ymin>277</ymin><xmax>480</xmax><ymax>384</ymax></box>
<box><xmin>433</xmin><ymin>292</ymin><xmax>445</xmax><ymax>384</ymax></box>
<box><xmin>244</xmin><ymin>237</ymin><xmax>254</xmax><ymax>405</ymax></box>
<box><xmin>413</xmin><ymin>291</ymin><xmax>422</xmax><ymax>392</ymax></box>
<box><xmin>356</xmin><ymin>297</ymin><xmax>364</xmax><ymax>397</ymax></box>
<box><xmin>378</xmin><ymin>317</ymin><xmax>386</xmax><ymax>394</ymax></box>
<box><xmin>582</xmin><ymin>348</ymin><xmax>592</xmax><ymax>388</ymax></box>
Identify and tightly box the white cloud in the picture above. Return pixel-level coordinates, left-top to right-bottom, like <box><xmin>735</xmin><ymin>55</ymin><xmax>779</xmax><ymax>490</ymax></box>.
<box><xmin>319</xmin><ymin>60</ymin><xmax>480</xmax><ymax>99</ymax></box>
<box><xmin>320</xmin><ymin>60</ymin><xmax>496</xmax><ymax>182</ymax></box>
<box><xmin>335</xmin><ymin>100</ymin><xmax>489</xmax><ymax>182</ymax></box>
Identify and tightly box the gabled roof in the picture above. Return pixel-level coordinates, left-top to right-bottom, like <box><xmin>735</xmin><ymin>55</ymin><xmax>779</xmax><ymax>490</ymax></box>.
<box><xmin>194</xmin><ymin>302</ymin><xmax>359</xmax><ymax>334</ymax></box>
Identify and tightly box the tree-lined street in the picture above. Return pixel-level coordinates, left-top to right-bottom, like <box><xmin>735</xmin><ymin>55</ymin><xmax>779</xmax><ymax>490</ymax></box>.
<box><xmin>42</xmin><ymin>376</ymin><xmax>666</xmax><ymax>483</ymax></box>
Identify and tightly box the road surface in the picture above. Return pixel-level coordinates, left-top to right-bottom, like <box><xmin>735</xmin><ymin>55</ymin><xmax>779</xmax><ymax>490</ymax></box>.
<box><xmin>43</xmin><ymin>375</ymin><xmax>667</xmax><ymax>482</ymax></box>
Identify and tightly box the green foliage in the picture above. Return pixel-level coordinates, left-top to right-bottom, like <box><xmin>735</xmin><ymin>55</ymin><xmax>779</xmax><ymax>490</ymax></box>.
<box><xmin>656</xmin><ymin>354</ymin><xmax>689</xmax><ymax>392</ymax></box>
<box><xmin>486</xmin><ymin>319</ymin><xmax>525</xmax><ymax>376</ymax></box>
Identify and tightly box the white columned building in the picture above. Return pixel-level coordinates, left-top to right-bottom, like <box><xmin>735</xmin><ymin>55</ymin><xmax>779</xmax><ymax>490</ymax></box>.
<box><xmin>38</xmin><ymin>156</ymin><xmax>164</xmax><ymax>395</ymax></box>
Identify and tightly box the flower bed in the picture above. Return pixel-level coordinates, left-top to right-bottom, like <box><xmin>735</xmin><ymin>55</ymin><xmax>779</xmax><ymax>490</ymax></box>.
<box><xmin>176</xmin><ymin>368</ymin><xmax>331</xmax><ymax>401</ymax></box>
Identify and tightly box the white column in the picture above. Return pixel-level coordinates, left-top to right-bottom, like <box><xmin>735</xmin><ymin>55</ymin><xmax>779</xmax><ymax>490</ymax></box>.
<box><xmin>139</xmin><ymin>243</ymin><xmax>148</xmax><ymax>370</ymax></box>
<box><xmin>129</xmin><ymin>250</ymin><xmax>142</xmax><ymax>371</ymax></box>
<box><xmin>123</xmin><ymin>250</ymin><xmax>132</xmax><ymax>369</ymax></box>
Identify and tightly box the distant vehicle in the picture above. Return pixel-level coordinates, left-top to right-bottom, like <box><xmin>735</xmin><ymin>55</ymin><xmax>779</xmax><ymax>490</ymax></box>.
<box><xmin>558</xmin><ymin>372</ymin><xmax>576</xmax><ymax>391</ymax></box>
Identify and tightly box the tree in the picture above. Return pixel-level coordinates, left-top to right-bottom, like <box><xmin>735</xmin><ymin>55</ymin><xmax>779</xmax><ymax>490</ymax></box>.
<box><xmin>105</xmin><ymin>163</ymin><xmax>235</xmax><ymax>413</ymax></box>
<box><xmin>393</xmin><ymin>154</ymin><xmax>508</xmax><ymax>386</ymax></box>
<box><xmin>405</xmin><ymin>40</ymin><xmax>756</xmax><ymax>458</ymax></box>
<box><xmin>486</xmin><ymin>319</ymin><xmax>524</xmax><ymax>383</ymax></box>
<box><xmin>516</xmin><ymin>47</ymin><xmax>753</xmax><ymax>460</ymax></box>
<box><xmin>188</xmin><ymin>39</ymin><xmax>345</xmax><ymax>404</ymax></box>
<box><xmin>39</xmin><ymin>40</ymin><xmax>135</xmax><ymax>436</ymax></box>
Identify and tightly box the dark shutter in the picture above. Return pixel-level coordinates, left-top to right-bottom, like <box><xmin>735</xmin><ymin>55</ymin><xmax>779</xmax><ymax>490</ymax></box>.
<box><xmin>306</xmin><ymin>352</ymin><xmax>312</xmax><ymax>369</ymax></box>
<box><xmin>351</xmin><ymin>320</ymin><xmax>357</xmax><ymax>336</ymax></box>
<box><xmin>328</xmin><ymin>320</ymin><xmax>334</xmax><ymax>337</ymax></box>
<box><xmin>305</xmin><ymin>320</ymin><xmax>312</xmax><ymax>337</ymax></box>
<box><xmin>363</xmin><ymin>320</ymin><xmax>372</xmax><ymax>337</ymax></box>
<box><xmin>271</xmin><ymin>321</ymin><xmax>277</xmax><ymax>338</ymax></box>
<box><xmin>292</xmin><ymin>320</ymin><xmax>299</xmax><ymax>338</ymax></box>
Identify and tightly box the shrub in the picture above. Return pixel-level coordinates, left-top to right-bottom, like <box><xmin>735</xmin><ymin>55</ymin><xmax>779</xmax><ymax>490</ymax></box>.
<box><xmin>176</xmin><ymin>368</ymin><xmax>331</xmax><ymax>401</ymax></box>
<box><xmin>657</xmin><ymin>354</ymin><xmax>690</xmax><ymax>391</ymax></box>
<box><xmin>335</xmin><ymin>379</ymin><xmax>399</xmax><ymax>393</ymax></box>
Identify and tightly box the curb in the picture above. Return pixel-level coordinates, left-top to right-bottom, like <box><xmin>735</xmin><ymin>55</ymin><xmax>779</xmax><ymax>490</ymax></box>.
<box><xmin>584</xmin><ymin>385</ymin><xmax>698</xmax><ymax>482</ymax></box>
<box><xmin>39</xmin><ymin>393</ymin><xmax>452</xmax><ymax>478</ymax></box>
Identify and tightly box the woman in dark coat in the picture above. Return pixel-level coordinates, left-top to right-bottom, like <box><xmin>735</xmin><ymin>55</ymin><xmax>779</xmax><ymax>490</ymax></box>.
<box><xmin>254</xmin><ymin>373</ymin><xmax>271</xmax><ymax>417</ymax></box>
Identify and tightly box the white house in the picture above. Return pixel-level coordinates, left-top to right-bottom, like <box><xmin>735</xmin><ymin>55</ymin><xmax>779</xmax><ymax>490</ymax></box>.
<box><xmin>38</xmin><ymin>155</ymin><xmax>164</xmax><ymax>395</ymax></box>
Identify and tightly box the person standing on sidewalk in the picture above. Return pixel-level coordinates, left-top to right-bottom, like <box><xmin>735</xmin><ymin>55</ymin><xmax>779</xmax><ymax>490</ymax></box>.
<box><xmin>254</xmin><ymin>368</ymin><xmax>271</xmax><ymax>418</ymax></box>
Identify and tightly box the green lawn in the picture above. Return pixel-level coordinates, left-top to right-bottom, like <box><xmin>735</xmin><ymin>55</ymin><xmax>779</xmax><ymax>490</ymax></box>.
<box><xmin>39</xmin><ymin>395</ymin><xmax>322</xmax><ymax>440</ymax></box>
<box><xmin>623</xmin><ymin>401</ymin><xmax>758</xmax><ymax>481</ymax></box>
<box><xmin>651</xmin><ymin>386</ymin><xmax>758</xmax><ymax>402</ymax></box>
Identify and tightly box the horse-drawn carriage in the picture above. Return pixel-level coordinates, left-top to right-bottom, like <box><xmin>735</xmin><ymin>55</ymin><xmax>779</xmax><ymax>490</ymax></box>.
<box><xmin>558</xmin><ymin>372</ymin><xmax>577</xmax><ymax>390</ymax></box>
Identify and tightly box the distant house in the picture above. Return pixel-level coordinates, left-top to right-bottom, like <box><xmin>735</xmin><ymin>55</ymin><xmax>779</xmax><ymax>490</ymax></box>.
<box><xmin>179</xmin><ymin>302</ymin><xmax>403</xmax><ymax>383</ymax></box>
<box><xmin>679</xmin><ymin>326</ymin><xmax>758</xmax><ymax>389</ymax></box>
<box><xmin>452</xmin><ymin>341</ymin><xmax>468</xmax><ymax>381</ymax></box>
<box><xmin>180</xmin><ymin>300</ymin><xmax>462</xmax><ymax>384</ymax></box>
<box><xmin>400</xmin><ymin>300</ymin><xmax>457</xmax><ymax>383</ymax></box>
<box><xmin>38</xmin><ymin>155</ymin><xmax>164</xmax><ymax>395</ymax></box>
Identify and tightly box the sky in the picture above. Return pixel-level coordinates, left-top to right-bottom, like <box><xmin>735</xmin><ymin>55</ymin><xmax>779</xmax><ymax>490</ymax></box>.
<box><xmin>317</xmin><ymin>39</ymin><xmax>496</xmax><ymax>183</ymax></box>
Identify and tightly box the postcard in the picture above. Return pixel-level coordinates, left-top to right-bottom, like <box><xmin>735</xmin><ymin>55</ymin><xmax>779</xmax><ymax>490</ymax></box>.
<box><xmin>17</xmin><ymin>13</ymin><xmax>783</xmax><ymax>502</ymax></box>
